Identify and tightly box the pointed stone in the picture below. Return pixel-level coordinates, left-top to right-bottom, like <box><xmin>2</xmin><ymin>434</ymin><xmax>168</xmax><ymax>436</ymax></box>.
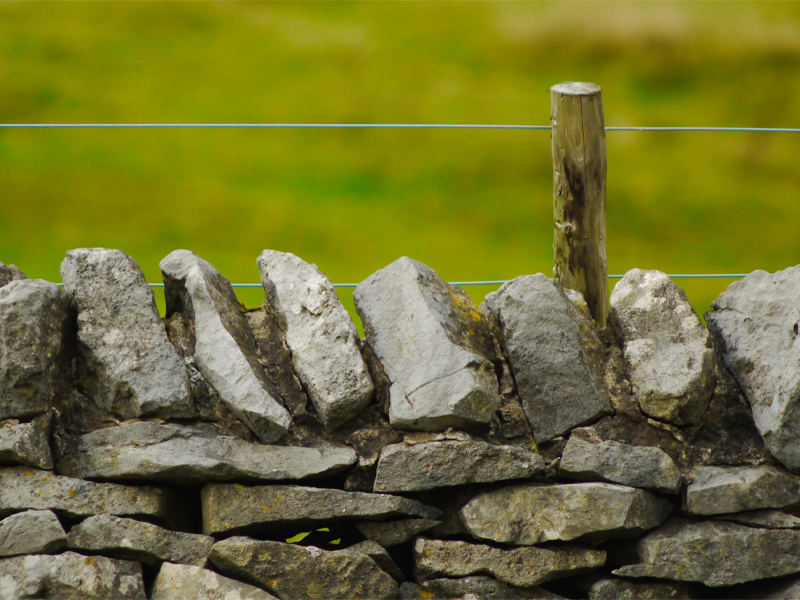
<box><xmin>0</xmin><ymin>279</ymin><xmax>72</xmax><ymax>420</ymax></box>
<box><xmin>152</xmin><ymin>562</ymin><xmax>279</xmax><ymax>600</ymax></box>
<box><xmin>0</xmin><ymin>261</ymin><xmax>25</xmax><ymax>288</ymax></box>
<box><xmin>374</xmin><ymin>440</ymin><xmax>544</xmax><ymax>492</ymax></box>
<box><xmin>354</xmin><ymin>257</ymin><xmax>502</xmax><ymax>431</ymax></box>
<box><xmin>684</xmin><ymin>465</ymin><xmax>800</xmax><ymax>515</ymax></box>
<box><xmin>414</xmin><ymin>537</ymin><xmax>605</xmax><ymax>588</ymax></box>
<box><xmin>0</xmin><ymin>413</ymin><xmax>53</xmax><ymax>469</ymax></box>
<box><xmin>258</xmin><ymin>250</ymin><xmax>373</xmax><ymax>431</ymax></box>
<box><xmin>400</xmin><ymin>577</ymin><xmax>566</xmax><ymax>600</ymax></box>
<box><xmin>460</xmin><ymin>482</ymin><xmax>671</xmax><ymax>544</ymax></box>
<box><xmin>483</xmin><ymin>274</ymin><xmax>610</xmax><ymax>443</ymax></box>
<box><xmin>0</xmin><ymin>510</ymin><xmax>66</xmax><ymax>557</ymax></box>
<box><xmin>160</xmin><ymin>249</ymin><xmax>291</xmax><ymax>443</ymax></box>
<box><xmin>58</xmin><ymin>421</ymin><xmax>355</xmax><ymax>484</ymax></box>
<box><xmin>210</xmin><ymin>536</ymin><xmax>398</xmax><ymax>600</ymax></box>
<box><xmin>356</xmin><ymin>518</ymin><xmax>440</xmax><ymax>547</ymax></box>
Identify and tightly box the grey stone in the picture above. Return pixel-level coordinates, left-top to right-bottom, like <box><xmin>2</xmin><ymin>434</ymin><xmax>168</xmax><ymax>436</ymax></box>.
<box><xmin>354</xmin><ymin>257</ymin><xmax>502</xmax><ymax>431</ymax></box>
<box><xmin>588</xmin><ymin>578</ymin><xmax>696</xmax><ymax>600</ymax></box>
<box><xmin>705</xmin><ymin>266</ymin><xmax>800</xmax><ymax>471</ymax></box>
<box><xmin>344</xmin><ymin>540</ymin><xmax>405</xmax><ymax>583</ymax></box>
<box><xmin>61</xmin><ymin>248</ymin><xmax>195</xmax><ymax>420</ymax></box>
<box><xmin>0</xmin><ymin>413</ymin><xmax>53</xmax><ymax>469</ymax></box>
<box><xmin>210</xmin><ymin>536</ymin><xmax>398</xmax><ymax>600</ymax></box>
<box><xmin>483</xmin><ymin>274</ymin><xmax>610</xmax><ymax>443</ymax></box>
<box><xmin>356</xmin><ymin>518</ymin><xmax>440</xmax><ymax>547</ymax></box>
<box><xmin>160</xmin><ymin>249</ymin><xmax>292</xmax><ymax>443</ymax></box>
<box><xmin>414</xmin><ymin>537</ymin><xmax>606</xmax><ymax>588</ymax></box>
<box><xmin>685</xmin><ymin>465</ymin><xmax>800</xmax><ymax>515</ymax></box>
<box><xmin>0</xmin><ymin>466</ymin><xmax>176</xmax><ymax>520</ymax></box>
<box><xmin>0</xmin><ymin>551</ymin><xmax>144</xmax><ymax>599</ymax></box>
<box><xmin>0</xmin><ymin>279</ymin><xmax>72</xmax><ymax>420</ymax></box>
<box><xmin>0</xmin><ymin>510</ymin><xmax>65</xmax><ymax>557</ymax></box>
<box><xmin>400</xmin><ymin>577</ymin><xmax>565</xmax><ymax>600</ymax></box>
<box><xmin>201</xmin><ymin>483</ymin><xmax>440</xmax><ymax>535</ymax></box>
<box><xmin>58</xmin><ymin>421</ymin><xmax>356</xmax><ymax>484</ymax></box>
<box><xmin>67</xmin><ymin>514</ymin><xmax>214</xmax><ymax>567</ymax></box>
<box><xmin>0</xmin><ymin>262</ymin><xmax>25</xmax><ymax>288</ymax></box>
<box><xmin>610</xmin><ymin>269</ymin><xmax>715</xmax><ymax>426</ymax></box>
<box><xmin>374</xmin><ymin>440</ymin><xmax>544</xmax><ymax>492</ymax></box>
<box><xmin>613</xmin><ymin>517</ymin><xmax>800</xmax><ymax>587</ymax></box>
<box><xmin>560</xmin><ymin>428</ymin><xmax>682</xmax><ymax>493</ymax></box>
<box><xmin>258</xmin><ymin>250</ymin><xmax>373</xmax><ymax>431</ymax></box>
<box><xmin>713</xmin><ymin>509</ymin><xmax>800</xmax><ymax>529</ymax></box>
<box><xmin>460</xmin><ymin>482</ymin><xmax>672</xmax><ymax>544</ymax></box>
<box><xmin>152</xmin><ymin>562</ymin><xmax>279</xmax><ymax>600</ymax></box>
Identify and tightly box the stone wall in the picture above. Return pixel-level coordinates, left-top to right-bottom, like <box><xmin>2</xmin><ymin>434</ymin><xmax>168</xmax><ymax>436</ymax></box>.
<box><xmin>1</xmin><ymin>250</ymin><xmax>799</xmax><ymax>599</ymax></box>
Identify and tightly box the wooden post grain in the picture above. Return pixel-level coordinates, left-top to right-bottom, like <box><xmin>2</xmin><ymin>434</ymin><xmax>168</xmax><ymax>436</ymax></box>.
<box><xmin>550</xmin><ymin>82</ymin><xmax>608</xmax><ymax>327</ymax></box>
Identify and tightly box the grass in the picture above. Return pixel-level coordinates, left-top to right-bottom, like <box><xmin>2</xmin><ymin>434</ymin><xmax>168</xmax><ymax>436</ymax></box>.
<box><xmin>1</xmin><ymin>1</ymin><xmax>799</xmax><ymax>327</ymax></box>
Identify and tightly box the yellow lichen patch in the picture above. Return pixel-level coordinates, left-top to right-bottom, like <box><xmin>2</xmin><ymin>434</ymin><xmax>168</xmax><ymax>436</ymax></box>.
<box><xmin>262</xmin><ymin>506</ymin><xmax>270</xmax><ymax>513</ymax></box>
<box><xmin>420</xmin><ymin>592</ymin><xmax>436</xmax><ymax>599</ymax></box>
<box><xmin>26</xmin><ymin>470</ymin><xmax>34</xmax><ymax>477</ymax></box>
<box><xmin>69</xmin><ymin>490</ymin><xmax>76</xmax><ymax>498</ymax></box>
<box><xmin>41</xmin><ymin>477</ymin><xmax>47</xmax><ymax>482</ymax></box>
<box><xmin>225</xmin><ymin>522</ymin><xmax>231</xmax><ymax>528</ymax></box>
<box><xmin>85</xmin><ymin>557</ymin><xmax>95</xmax><ymax>565</ymax></box>
<box><xmin>266</xmin><ymin>579</ymin><xmax>278</xmax><ymax>588</ymax></box>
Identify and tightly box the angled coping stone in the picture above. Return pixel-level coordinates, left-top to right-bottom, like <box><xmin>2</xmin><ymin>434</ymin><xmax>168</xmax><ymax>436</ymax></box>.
<box><xmin>160</xmin><ymin>249</ymin><xmax>292</xmax><ymax>443</ymax></box>
<box><xmin>684</xmin><ymin>465</ymin><xmax>800</xmax><ymax>515</ymax></box>
<box><xmin>258</xmin><ymin>250</ymin><xmax>374</xmax><ymax>431</ymax></box>
<box><xmin>58</xmin><ymin>421</ymin><xmax>356</xmax><ymax>484</ymax></box>
<box><xmin>0</xmin><ymin>413</ymin><xmax>53</xmax><ymax>470</ymax></box>
<box><xmin>0</xmin><ymin>509</ymin><xmax>66</xmax><ymax>557</ymax></box>
<box><xmin>201</xmin><ymin>483</ymin><xmax>440</xmax><ymax>535</ymax></box>
<box><xmin>152</xmin><ymin>562</ymin><xmax>279</xmax><ymax>600</ymax></box>
<box><xmin>354</xmin><ymin>257</ymin><xmax>502</xmax><ymax>431</ymax></box>
<box><xmin>373</xmin><ymin>440</ymin><xmax>545</xmax><ymax>492</ymax></box>
<box><xmin>60</xmin><ymin>248</ymin><xmax>195</xmax><ymax>420</ymax></box>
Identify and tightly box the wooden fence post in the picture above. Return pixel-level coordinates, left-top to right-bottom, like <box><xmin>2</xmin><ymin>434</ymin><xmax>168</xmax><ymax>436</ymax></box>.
<box><xmin>550</xmin><ymin>82</ymin><xmax>608</xmax><ymax>327</ymax></box>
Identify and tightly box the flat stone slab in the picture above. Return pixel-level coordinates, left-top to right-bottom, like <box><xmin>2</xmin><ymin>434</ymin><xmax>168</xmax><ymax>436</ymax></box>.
<box><xmin>713</xmin><ymin>509</ymin><xmax>800</xmax><ymax>529</ymax></box>
<box><xmin>356</xmin><ymin>518</ymin><xmax>440</xmax><ymax>547</ymax></box>
<box><xmin>483</xmin><ymin>274</ymin><xmax>610</xmax><ymax>443</ymax></box>
<box><xmin>61</xmin><ymin>248</ymin><xmax>195</xmax><ymax>419</ymax></box>
<box><xmin>258</xmin><ymin>250</ymin><xmax>373</xmax><ymax>431</ymax></box>
<box><xmin>559</xmin><ymin>429</ymin><xmax>681</xmax><ymax>494</ymax></box>
<box><xmin>685</xmin><ymin>465</ymin><xmax>800</xmax><ymax>515</ymax></box>
<box><xmin>588</xmin><ymin>578</ymin><xmax>696</xmax><ymax>600</ymax></box>
<box><xmin>373</xmin><ymin>440</ymin><xmax>545</xmax><ymax>492</ymax></box>
<box><xmin>0</xmin><ymin>466</ymin><xmax>175</xmax><ymax>520</ymax></box>
<box><xmin>354</xmin><ymin>257</ymin><xmax>502</xmax><ymax>431</ymax></box>
<box><xmin>0</xmin><ymin>413</ymin><xmax>53</xmax><ymax>469</ymax></box>
<box><xmin>610</xmin><ymin>269</ymin><xmax>715</xmax><ymax>426</ymax></box>
<box><xmin>210</xmin><ymin>536</ymin><xmax>398</xmax><ymax>600</ymax></box>
<box><xmin>152</xmin><ymin>562</ymin><xmax>279</xmax><ymax>600</ymax></box>
<box><xmin>59</xmin><ymin>421</ymin><xmax>356</xmax><ymax>484</ymax></box>
<box><xmin>705</xmin><ymin>266</ymin><xmax>800</xmax><ymax>471</ymax></box>
<box><xmin>161</xmin><ymin>249</ymin><xmax>291</xmax><ymax>443</ymax></box>
<box><xmin>400</xmin><ymin>577</ymin><xmax>565</xmax><ymax>600</ymax></box>
<box><xmin>202</xmin><ymin>483</ymin><xmax>440</xmax><ymax>535</ymax></box>
<box><xmin>67</xmin><ymin>514</ymin><xmax>214</xmax><ymax>567</ymax></box>
<box><xmin>414</xmin><ymin>537</ymin><xmax>606</xmax><ymax>588</ymax></box>
<box><xmin>460</xmin><ymin>482</ymin><xmax>671</xmax><ymax>544</ymax></box>
<box><xmin>0</xmin><ymin>509</ymin><xmax>66</xmax><ymax>557</ymax></box>
<box><xmin>613</xmin><ymin>517</ymin><xmax>800</xmax><ymax>587</ymax></box>
<box><xmin>0</xmin><ymin>551</ymin><xmax>144</xmax><ymax>599</ymax></box>
<box><xmin>0</xmin><ymin>279</ymin><xmax>71</xmax><ymax>420</ymax></box>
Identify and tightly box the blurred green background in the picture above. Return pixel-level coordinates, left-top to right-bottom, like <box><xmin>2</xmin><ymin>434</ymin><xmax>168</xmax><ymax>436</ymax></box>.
<box><xmin>1</xmin><ymin>1</ymin><xmax>798</xmax><ymax>325</ymax></box>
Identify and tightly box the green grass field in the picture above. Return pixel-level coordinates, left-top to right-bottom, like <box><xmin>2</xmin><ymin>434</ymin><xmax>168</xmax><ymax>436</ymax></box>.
<box><xmin>2</xmin><ymin>2</ymin><xmax>799</xmax><ymax>326</ymax></box>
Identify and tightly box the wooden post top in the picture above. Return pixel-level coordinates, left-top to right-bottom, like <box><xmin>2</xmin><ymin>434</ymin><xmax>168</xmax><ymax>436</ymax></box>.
<box><xmin>550</xmin><ymin>82</ymin><xmax>601</xmax><ymax>96</ymax></box>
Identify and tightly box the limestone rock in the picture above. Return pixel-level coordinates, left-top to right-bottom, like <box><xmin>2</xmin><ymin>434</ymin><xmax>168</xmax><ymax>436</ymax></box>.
<box><xmin>67</xmin><ymin>514</ymin><xmax>214</xmax><ymax>566</ymax></box>
<box><xmin>374</xmin><ymin>440</ymin><xmax>543</xmax><ymax>492</ymax></box>
<box><xmin>610</xmin><ymin>269</ymin><xmax>715</xmax><ymax>426</ymax></box>
<box><xmin>400</xmin><ymin>577</ymin><xmax>565</xmax><ymax>600</ymax></box>
<box><xmin>356</xmin><ymin>518</ymin><xmax>440</xmax><ymax>547</ymax></box>
<box><xmin>713</xmin><ymin>509</ymin><xmax>800</xmax><ymax>529</ymax></box>
<box><xmin>201</xmin><ymin>483</ymin><xmax>439</xmax><ymax>535</ymax></box>
<box><xmin>354</xmin><ymin>257</ymin><xmax>502</xmax><ymax>431</ymax></box>
<box><xmin>152</xmin><ymin>562</ymin><xmax>279</xmax><ymax>600</ymax></box>
<box><xmin>460</xmin><ymin>482</ymin><xmax>671</xmax><ymax>544</ymax></box>
<box><xmin>0</xmin><ymin>261</ymin><xmax>25</xmax><ymax>288</ymax></box>
<box><xmin>258</xmin><ymin>250</ymin><xmax>373</xmax><ymax>430</ymax></box>
<box><xmin>613</xmin><ymin>517</ymin><xmax>800</xmax><ymax>587</ymax></box>
<box><xmin>0</xmin><ymin>279</ymin><xmax>72</xmax><ymax>420</ymax></box>
<box><xmin>0</xmin><ymin>510</ymin><xmax>66</xmax><ymax>557</ymax></box>
<box><xmin>210</xmin><ymin>536</ymin><xmax>399</xmax><ymax>600</ymax></box>
<box><xmin>60</xmin><ymin>248</ymin><xmax>195</xmax><ymax>420</ymax></box>
<box><xmin>483</xmin><ymin>274</ymin><xmax>610</xmax><ymax>443</ymax></box>
<box><xmin>414</xmin><ymin>537</ymin><xmax>606</xmax><ymax>588</ymax></box>
<box><xmin>343</xmin><ymin>540</ymin><xmax>405</xmax><ymax>583</ymax></box>
<box><xmin>0</xmin><ymin>413</ymin><xmax>53</xmax><ymax>469</ymax></box>
<box><xmin>58</xmin><ymin>421</ymin><xmax>356</xmax><ymax>484</ymax></box>
<box><xmin>0</xmin><ymin>466</ymin><xmax>175</xmax><ymax>520</ymax></box>
<box><xmin>588</xmin><ymin>578</ymin><xmax>696</xmax><ymax>600</ymax></box>
<box><xmin>705</xmin><ymin>266</ymin><xmax>800</xmax><ymax>471</ymax></box>
<box><xmin>560</xmin><ymin>429</ymin><xmax>681</xmax><ymax>493</ymax></box>
<box><xmin>160</xmin><ymin>249</ymin><xmax>291</xmax><ymax>443</ymax></box>
<box><xmin>0</xmin><ymin>551</ymin><xmax>144</xmax><ymax>599</ymax></box>
<box><xmin>685</xmin><ymin>465</ymin><xmax>800</xmax><ymax>515</ymax></box>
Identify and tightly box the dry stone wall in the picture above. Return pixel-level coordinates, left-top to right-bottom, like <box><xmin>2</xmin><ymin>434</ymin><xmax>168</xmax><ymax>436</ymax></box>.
<box><xmin>0</xmin><ymin>253</ymin><xmax>799</xmax><ymax>599</ymax></box>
